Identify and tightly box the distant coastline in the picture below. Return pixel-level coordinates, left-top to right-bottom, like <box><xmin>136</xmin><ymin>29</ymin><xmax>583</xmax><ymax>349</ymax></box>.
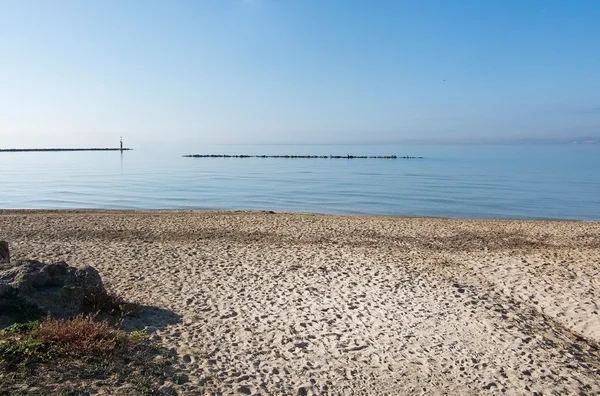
<box><xmin>0</xmin><ymin>148</ymin><xmax>132</xmax><ymax>152</ymax></box>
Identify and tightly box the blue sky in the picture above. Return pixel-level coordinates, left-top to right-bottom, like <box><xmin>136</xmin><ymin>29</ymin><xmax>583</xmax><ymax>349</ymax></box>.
<box><xmin>1</xmin><ymin>0</ymin><xmax>599</xmax><ymax>147</ymax></box>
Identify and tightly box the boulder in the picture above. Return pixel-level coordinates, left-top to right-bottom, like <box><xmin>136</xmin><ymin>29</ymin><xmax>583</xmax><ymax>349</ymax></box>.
<box><xmin>0</xmin><ymin>260</ymin><xmax>105</xmax><ymax>318</ymax></box>
<box><xmin>0</xmin><ymin>240</ymin><xmax>9</xmax><ymax>263</ymax></box>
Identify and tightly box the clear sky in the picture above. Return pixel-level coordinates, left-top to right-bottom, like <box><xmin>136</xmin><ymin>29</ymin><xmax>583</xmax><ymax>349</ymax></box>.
<box><xmin>1</xmin><ymin>0</ymin><xmax>599</xmax><ymax>147</ymax></box>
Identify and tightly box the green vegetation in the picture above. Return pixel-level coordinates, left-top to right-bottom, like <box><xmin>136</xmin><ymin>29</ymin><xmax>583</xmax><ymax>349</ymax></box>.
<box><xmin>0</xmin><ymin>315</ymin><xmax>178</xmax><ymax>395</ymax></box>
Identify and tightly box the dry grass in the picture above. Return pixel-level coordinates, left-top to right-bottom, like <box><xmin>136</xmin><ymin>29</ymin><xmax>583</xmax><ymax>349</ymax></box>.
<box><xmin>0</xmin><ymin>315</ymin><xmax>178</xmax><ymax>395</ymax></box>
<box><xmin>39</xmin><ymin>314</ymin><xmax>132</xmax><ymax>356</ymax></box>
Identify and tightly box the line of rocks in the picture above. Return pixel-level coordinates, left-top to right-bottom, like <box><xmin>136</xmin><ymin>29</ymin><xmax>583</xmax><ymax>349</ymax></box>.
<box><xmin>183</xmin><ymin>154</ymin><xmax>423</xmax><ymax>159</ymax></box>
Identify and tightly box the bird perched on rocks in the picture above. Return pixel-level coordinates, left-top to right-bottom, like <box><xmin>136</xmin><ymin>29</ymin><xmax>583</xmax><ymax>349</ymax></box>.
<box><xmin>0</xmin><ymin>241</ymin><xmax>10</xmax><ymax>263</ymax></box>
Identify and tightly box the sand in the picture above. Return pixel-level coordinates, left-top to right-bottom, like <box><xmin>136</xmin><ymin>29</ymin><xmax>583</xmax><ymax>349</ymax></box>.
<box><xmin>1</xmin><ymin>210</ymin><xmax>599</xmax><ymax>395</ymax></box>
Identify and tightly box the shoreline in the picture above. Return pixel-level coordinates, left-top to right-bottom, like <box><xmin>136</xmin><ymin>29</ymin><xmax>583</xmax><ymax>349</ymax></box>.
<box><xmin>1</xmin><ymin>210</ymin><xmax>599</xmax><ymax>394</ymax></box>
<box><xmin>0</xmin><ymin>208</ymin><xmax>596</xmax><ymax>223</ymax></box>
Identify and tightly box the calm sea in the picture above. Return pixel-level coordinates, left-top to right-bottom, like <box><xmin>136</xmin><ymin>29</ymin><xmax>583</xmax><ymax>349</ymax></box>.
<box><xmin>1</xmin><ymin>144</ymin><xmax>598</xmax><ymax>220</ymax></box>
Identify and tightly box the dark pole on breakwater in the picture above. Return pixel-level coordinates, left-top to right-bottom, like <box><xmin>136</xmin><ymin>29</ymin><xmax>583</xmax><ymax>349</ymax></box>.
<box><xmin>120</xmin><ymin>137</ymin><xmax>124</xmax><ymax>169</ymax></box>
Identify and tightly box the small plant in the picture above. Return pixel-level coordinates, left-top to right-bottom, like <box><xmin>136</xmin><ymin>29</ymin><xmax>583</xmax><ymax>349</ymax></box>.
<box><xmin>0</xmin><ymin>321</ymin><xmax>58</xmax><ymax>369</ymax></box>
<box><xmin>172</xmin><ymin>373</ymin><xmax>188</xmax><ymax>385</ymax></box>
<box><xmin>0</xmin><ymin>321</ymin><xmax>39</xmax><ymax>335</ymax></box>
<box><xmin>129</xmin><ymin>330</ymin><xmax>147</xmax><ymax>344</ymax></box>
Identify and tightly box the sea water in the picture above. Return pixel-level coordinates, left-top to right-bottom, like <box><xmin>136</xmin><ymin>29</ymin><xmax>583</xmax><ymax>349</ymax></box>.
<box><xmin>1</xmin><ymin>144</ymin><xmax>598</xmax><ymax>220</ymax></box>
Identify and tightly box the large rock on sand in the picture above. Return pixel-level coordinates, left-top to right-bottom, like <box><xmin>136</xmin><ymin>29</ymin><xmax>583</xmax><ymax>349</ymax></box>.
<box><xmin>0</xmin><ymin>260</ymin><xmax>105</xmax><ymax>318</ymax></box>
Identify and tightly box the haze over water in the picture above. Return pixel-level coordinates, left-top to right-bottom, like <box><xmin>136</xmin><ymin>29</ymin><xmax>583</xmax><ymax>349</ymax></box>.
<box><xmin>1</xmin><ymin>144</ymin><xmax>598</xmax><ymax>220</ymax></box>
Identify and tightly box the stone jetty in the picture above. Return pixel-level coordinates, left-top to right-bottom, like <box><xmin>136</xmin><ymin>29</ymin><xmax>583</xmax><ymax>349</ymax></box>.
<box><xmin>0</xmin><ymin>148</ymin><xmax>132</xmax><ymax>152</ymax></box>
<box><xmin>183</xmin><ymin>154</ymin><xmax>422</xmax><ymax>159</ymax></box>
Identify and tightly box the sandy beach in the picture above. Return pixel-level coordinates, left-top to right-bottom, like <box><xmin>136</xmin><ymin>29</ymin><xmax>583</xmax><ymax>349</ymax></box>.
<box><xmin>1</xmin><ymin>210</ymin><xmax>599</xmax><ymax>395</ymax></box>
